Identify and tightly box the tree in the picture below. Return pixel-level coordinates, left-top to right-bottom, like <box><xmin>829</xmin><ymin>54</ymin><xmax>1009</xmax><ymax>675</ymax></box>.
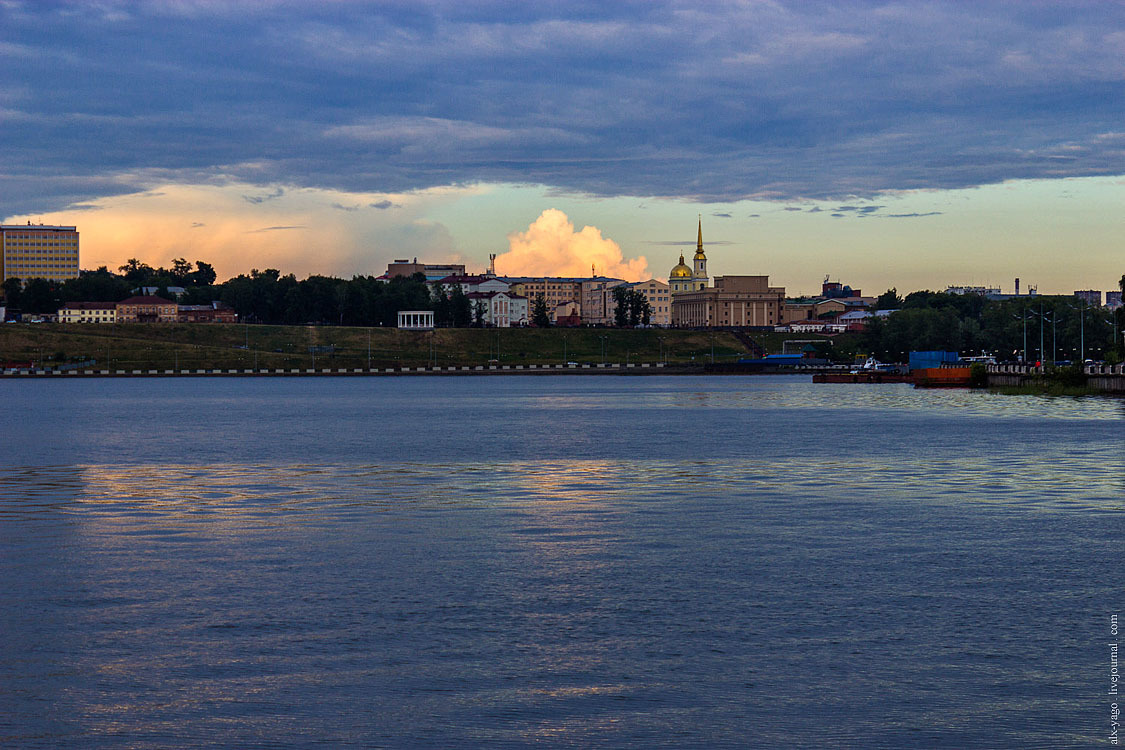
<box><xmin>190</xmin><ymin>261</ymin><xmax>217</xmax><ymax>287</ymax></box>
<box><xmin>170</xmin><ymin>258</ymin><xmax>193</xmax><ymax>284</ymax></box>
<box><xmin>872</xmin><ymin>288</ymin><xmax>902</xmax><ymax>311</ymax></box>
<box><xmin>611</xmin><ymin>286</ymin><xmax>629</xmax><ymax>327</ymax></box>
<box><xmin>20</xmin><ymin>278</ymin><xmax>60</xmax><ymax>314</ymax></box>
<box><xmin>628</xmin><ymin>290</ymin><xmax>652</xmax><ymax>326</ymax></box>
<box><xmin>532</xmin><ymin>293</ymin><xmax>551</xmax><ymax>327</ymax></box>
<box><xmin>1</xmin><ymin>277</ymin><xmax>22</xmax><ymax>307</ymax></box>
<box><xmin>118</xmin><ymin>258</ymin><xmax>155</xmax><ymax>283</ymax></box>
<box><xmin>473</xmin><ymin>300</ymin><xmax>486</xmax><ymax>327</ymax></box>
<box><xmin>432</xmin><ymin>284</ymin><xmax>451</xmax><ymax>326</ymax></box>
<box><xmin>449</xmin><ymin>284</ymin><xmax>472</xmax><ymax>327</ymax></box>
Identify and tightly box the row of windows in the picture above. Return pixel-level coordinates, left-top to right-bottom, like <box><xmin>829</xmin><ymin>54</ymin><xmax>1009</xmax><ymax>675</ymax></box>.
<box><xmin>1</xmin><ymin>232</ymin><xmax>78</xmax><ymax>239</ymax></box>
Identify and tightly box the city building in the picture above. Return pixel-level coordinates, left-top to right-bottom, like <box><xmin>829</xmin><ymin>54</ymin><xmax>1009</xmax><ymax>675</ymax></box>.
<box><xmin>552</xmin><ymin>300</ymin><xmax>582</xmax><ymax>326</ymax></box>
<box><xmin>58</xmin><ymin>301</ymin><xmax>117</xmax><ymax>323</ymax></box>
<box><xmin>946</xmin><ymin>285</ymin><xmax>1001</xmax><ymax>296</ymax></box>
<box><xmin>505</xmin><ymin>277</ymin><xmax>584</xmax><ymax>315</ymax></box>
<box><xmin>672</xmin><ymin>275</ymin><xmax>785</xmax><ymax>328</ymax></box>
<box><xmin>383</xmin><ymin>259</ymin><xmax>466</xmax><ymax>282</ymax></box>
<box><xmin>1</xmin><ymin>223</ymin><xmax>80</xmax><ymax>283</ymax></box>
<box><xmin>116</xmin><ymin>296</ymin><xmax>178</xmax><ymax>323</ymax></box>
<box><xmin>434</xmin><ymin>274</ymin><xmax>510</xmax><ymax>296</ymax></box>
<box><xmin>580</xmin><ymin>277</ymin><xmax>627</xmax><ymax>325</ymax></box>
<box><xmin>466</xmin><ymin>291</ymin><xmax>528</xmax><ymax>327</ymax></box>
<box><xmin>178</xmin><ymin>302</ymin><xmax>237</xmax><ymax>323</ymax></box>
<box><xmin>627</xmin><ymin>279</ymin><xmax>672</xmax><ymax>326</ymax></box>
<box><xmin>1073</xmin><ymin>290</ymin><xmax>1102</xmax><ymax>306</ymax></box>
<box><xmin>1107</xmin><ymin>291</ymin><xmax>1123</xmax><ymax>309</ymax></box>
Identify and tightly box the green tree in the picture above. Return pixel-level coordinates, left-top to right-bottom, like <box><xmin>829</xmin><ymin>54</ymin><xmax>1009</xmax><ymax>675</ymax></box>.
<box><xmin>872</xmin><ymin>288</ymin><xmax>902</xmax><ymax>311</ymax></box>
<box><xmin>170</xmin><ymin>257</ymin><xmax>193</xmax><ymax>284</ymax></box>
<box><xmin>449</xmin><ymin>284</ymin><xmax>472</xmax><ymax>327</ymax></box>
<box><xmin>2</xmin><ymin>277</ymin><xmax>23</xmax><ymax>307</ymax></box>
<box><xmin>432</xmin><ymin>284</ymin><xmax>452</xmax><ymax>326</ymax></box>
<box><xmin>118</xmin><ymin>258</ymin><xmax>155</xmax><ymax>284</ymax></box>
<box><xmin>21</xmin><ymin>278</ymin><xmax>60</xmax><ymax>314</ymax></box>
<box><xmin>532</xmin><ymin>293</ymin><xmax>551</xmax><ymax>327</ymax></box>
<box><xmin>190</xmin><ymin>261</ymin><xmax>217</xmax><ymax>286</ymax></box>
<box><xmin>611</xmin><ymin>286</ymin><xmax>629</xmax><ymax>327</ymax></box>
<box><xmin>473</xmin><ymin>300</ymin><xmax>486</xmax><ymax>327</ymax></box>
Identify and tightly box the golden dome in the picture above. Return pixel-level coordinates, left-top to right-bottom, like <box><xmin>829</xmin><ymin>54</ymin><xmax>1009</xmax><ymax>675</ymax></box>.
<box><xmin>669</xmin><ymin>254</ymin><xmax>692</xmax><ymax>279</ymax></box>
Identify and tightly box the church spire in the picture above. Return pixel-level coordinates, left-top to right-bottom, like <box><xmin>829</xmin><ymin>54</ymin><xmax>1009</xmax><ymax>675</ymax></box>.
<box><xmin>697</xmin><ymin>214</ymin><xmax>703</xmax><ymax>254</ymax></box>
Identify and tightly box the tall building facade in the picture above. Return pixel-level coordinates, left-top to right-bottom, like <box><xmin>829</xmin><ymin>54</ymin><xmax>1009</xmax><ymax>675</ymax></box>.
<box><xmin>1</xmin><ymin>224</ymin><xmax>80</xmax><ymax>283</ymax></box>
<box><xmin>672</xmin><ymin>275</ymin><xmax>785</xmax><ymax>328</ymax></box>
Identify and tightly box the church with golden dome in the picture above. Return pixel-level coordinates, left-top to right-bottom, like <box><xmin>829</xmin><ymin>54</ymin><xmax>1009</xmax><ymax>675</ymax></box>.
<box><xmin>669</xmin><ymin>217</ymin><xmax>709</xmax><ymax>295</ymax></box>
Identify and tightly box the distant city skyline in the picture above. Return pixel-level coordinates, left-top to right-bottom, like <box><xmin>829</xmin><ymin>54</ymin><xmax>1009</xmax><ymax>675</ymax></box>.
<box><xmin>3</xmin><ymin>2</ymin><xmax>1123</xmax><ymax>295</ymax></box>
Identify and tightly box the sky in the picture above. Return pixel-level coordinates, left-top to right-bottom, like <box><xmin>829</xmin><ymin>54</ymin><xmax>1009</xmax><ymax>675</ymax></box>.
<box><xmin>2</xmin><ymin>0</ymin><xmax>1123</xmax><ymax>295</ymax></box>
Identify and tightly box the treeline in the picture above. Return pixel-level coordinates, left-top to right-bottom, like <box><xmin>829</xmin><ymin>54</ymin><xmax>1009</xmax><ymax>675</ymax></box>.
<box><xmin>1</xmin><ymin>258</ymin><xmax>458</xmax><ymax>327</ymax></box>
<box><xmin>859</xmin><ymin>286</ymin><xmax>1125</xmax><ymax>363</ymax></box>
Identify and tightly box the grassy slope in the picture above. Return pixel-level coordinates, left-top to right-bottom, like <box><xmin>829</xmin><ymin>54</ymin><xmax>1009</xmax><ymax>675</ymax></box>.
<box><xmin>0</xmin><ymin>324</ymin><xmax>756</xmax><ymax>370</ymax></box>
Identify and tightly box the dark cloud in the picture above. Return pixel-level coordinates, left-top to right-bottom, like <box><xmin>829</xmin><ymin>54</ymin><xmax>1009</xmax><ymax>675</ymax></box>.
<box><xmin>369</xmin><ymin>199</ymin><xmax>397</xmax><ymax>210</ymax></box>
<box><xmin>712</xmin><ymin>212</ymin><xmax>732</xmax><ymax>218</ymax></box>
<box><xmin>242</xmin><ymin>188</ymin><xmax>285</xmax><ymax>204</ymax></box>
<box><xmin>330</xmin><ymin>202</ymin><xmax>361</xmax><ymax>212</ymax></box>
<box><xmin>2</xmin><ymin>1</ymin><xmax>1124</xmax><ymax>213</ymax></box>
<box><xmin>190</xmin><ymin>221</ymin><xmax>205</xmax><ymax>228</ymax></box>
<box><xmin>783</xmin><ymin>207</ymin><xmax>805</xmax><ymax>212</ymax></box>
<box><xmin>885</xmin><ymin>212</ymin><xmax>944</xmax><ymax>219</ymax></box>
<box><xmin>246</xmin><ymin>225</ymin><xmax>304</xmax><ymax>233</ymax></box>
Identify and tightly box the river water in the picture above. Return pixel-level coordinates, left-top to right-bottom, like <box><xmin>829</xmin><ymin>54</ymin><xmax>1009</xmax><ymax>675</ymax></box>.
<box><xmin>1</xmin><ymin>375</ymin><xmax>1121</xmax><ymax>748</ymax></box>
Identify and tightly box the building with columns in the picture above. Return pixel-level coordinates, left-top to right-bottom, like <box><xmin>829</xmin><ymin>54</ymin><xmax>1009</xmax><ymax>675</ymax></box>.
<box><xmin>672</xmin><ymin>275</ymin><xmax>785</xmax><ymax>328</ymax></box>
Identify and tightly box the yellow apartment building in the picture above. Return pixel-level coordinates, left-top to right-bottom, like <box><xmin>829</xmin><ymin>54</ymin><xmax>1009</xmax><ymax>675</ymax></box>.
<box><xmin>1</xmin><ymin>224</ymin><xmax>80</xmax><ymax>283</ymax></box>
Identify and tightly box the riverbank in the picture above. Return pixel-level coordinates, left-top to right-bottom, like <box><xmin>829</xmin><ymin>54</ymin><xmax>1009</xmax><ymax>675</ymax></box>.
<box><xmin>0</xmin><ymin>323</ymin><xmax>755</xmax><ymax>372</ymax></box>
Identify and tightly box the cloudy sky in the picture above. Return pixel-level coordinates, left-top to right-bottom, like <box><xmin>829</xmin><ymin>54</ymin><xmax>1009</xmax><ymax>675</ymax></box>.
<box><xmin>2</xmin><ymin>0</ymin><xmax>1123</xmax><ymax>293</ymax></box>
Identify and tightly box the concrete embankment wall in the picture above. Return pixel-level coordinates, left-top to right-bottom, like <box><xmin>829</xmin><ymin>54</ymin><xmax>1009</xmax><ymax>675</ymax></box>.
<box><xmin>987</xmin><ymin>364</ymin><xmax>1125</xmax><ymax>393</ymax></box>
<box><xmin>1</xmin><ymin>363</ymin><xmax>689</xmax><ymax>378</ymax></box>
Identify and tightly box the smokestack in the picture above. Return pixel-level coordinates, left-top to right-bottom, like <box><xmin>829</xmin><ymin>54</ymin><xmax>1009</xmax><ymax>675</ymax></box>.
<box><xmin>1015</xmin><ymin>278</ymin><xmax>1020</xmax><ymax>296</ymax></box>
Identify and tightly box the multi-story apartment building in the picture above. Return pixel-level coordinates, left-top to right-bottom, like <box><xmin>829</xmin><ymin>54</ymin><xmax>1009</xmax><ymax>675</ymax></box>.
<box><xmin>1</xmin><ymin>224</ymin><xmax>80</xmax><ymax>283</ymax></box>
<box><xmin>505</xmin><ymin>277</ymin><xmax>584</xmax><ymax>320</ymax></box>
<box><xmin>58</xmin><ymin>301</ymin><xmax>117</xmax><ymax>323</ymax></box>
<box><xmin>1073</xmin><ymin>290</ymin><xmax>1103</xmax><ymax>306</ymax></box>
<box><xmin>580</xmin><ymin>277</ymin><xmax>626</xmax><ymax>325</ymax></box>
<box><xmin>628</xmin><ymin>279</ymin><xmax>672</xmax><ymax>326</ymax></box>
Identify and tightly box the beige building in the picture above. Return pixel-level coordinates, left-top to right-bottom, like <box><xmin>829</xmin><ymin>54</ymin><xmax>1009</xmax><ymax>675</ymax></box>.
<box><xmin>506</xmin><ymin>277</ymin><xmax>583</xmax><ymax>315</ymax></box>
<box><xmin>1</xmin><ymin>224</ymin><xmax>80</xmax><ymax>283</ymax></box>
<box><xmin>580</xmin><ymin>277</ymin><xmax>626</xmax><ymax>325</ymax></box>
<box><xmin>116</xmin><ymin>296</ymin><xmax>179</xmax><ymax>323</ymax></box>
<box><xmin>627</xmin><ymin>279</ymin><xmax>672</xmax><ymax>326</ymax></box>
<box><xmin>672</xmin><ymin>275</ymin><xmax>786</xmax><ymax>328</ymax></box>
<box><xmin>58</xmin><ymin>301</ymin><xmax>117</xmax><ymax>323</ymax></box>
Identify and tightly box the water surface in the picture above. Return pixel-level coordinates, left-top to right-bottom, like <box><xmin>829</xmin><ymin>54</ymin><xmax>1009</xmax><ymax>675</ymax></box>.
<box><xmin>1</xmin><ymin>376</ymin><xmax>1121</xmax><ymax>748</ymax></box>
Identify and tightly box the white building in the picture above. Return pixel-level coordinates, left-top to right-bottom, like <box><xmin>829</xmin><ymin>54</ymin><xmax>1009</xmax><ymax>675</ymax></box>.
<box><xmin>58</xmin><ymin>301</ymin><xmax>117</xmax><ymax>323</ymax></box>
<box><xmin>467</xmin><ymin>291</ymin><xmax>528</xmax><ymax>327</ymax></box>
